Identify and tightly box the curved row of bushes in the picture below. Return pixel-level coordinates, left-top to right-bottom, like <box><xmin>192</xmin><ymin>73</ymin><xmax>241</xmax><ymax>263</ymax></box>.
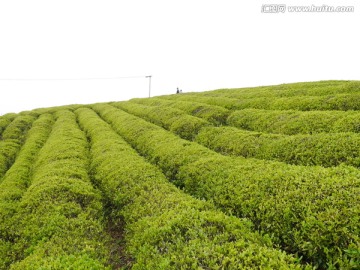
<box><xmin>77</xmin><ymin>106</ymin><xmax>304</xmax><ymax>269</ymax></box>
<box><xmin>94</xmin><ymin>104</ymin><xmax>360</xmax><ymax>269</ymax></box>
<box><xmin>32</xmin><ymin>104</ymin><xmax>83</xmax><ymax>115</ymax></box>
<box><xmin>0</xmin><ymin>114</ymin><xmax>37</xmax><ymax>182</ymax></box>
<box><xmin>111</xmin><ymin>101</ymin><xmax>360</xmax><ymax>168</ymax></box>
<box><xmin>195</xmin><ymin>126</ymin><xmax>360</xmax><ymax>167</ymax></box>
<box><xmin>120</xmin><ymin>99</ymin><xmax>360</xmax><ymax>136</ymax></box>
<box><xmin>227</xmin><ymin>108</ymin><xmax>360</xmax><ymax>135</ymax></box>
<box><xmin>0</xmin><ymin>113</ymin><xmax>54</xmax><ymax>269</ymax></box>
<box><xmin>200</xmin><ymin>81</ymin><xmax>360</xmax><ymax>99</ymax></box>
<box><xmin>127</xmin><ymin>97</ymin><xmax>230</xmax><ymax>125</ymax></box>
<box><xmin>0</xmin><ymin>113</ymin><xmax>17</xmax><ymax>138</ymax></box>
<box><xmin>112</xmin><ymin>101</ymin><xmax>209</xmax><ymax>140</ymax></box>
<box><xmin>6</xmin><ymin>110</ymin><xmax>111</xmax><ymax>269</ymax></box>
<box><xmin>160</xmin><ymin>92</ymin><xmax>360</xmax><ymax>111</ymax></box>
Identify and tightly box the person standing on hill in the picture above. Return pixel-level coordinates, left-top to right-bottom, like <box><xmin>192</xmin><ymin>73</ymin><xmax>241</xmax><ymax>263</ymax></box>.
<box><xmin>176</xmin><ymin>87</ymin><xmax>180</xmax><ymax>94</ymax></box>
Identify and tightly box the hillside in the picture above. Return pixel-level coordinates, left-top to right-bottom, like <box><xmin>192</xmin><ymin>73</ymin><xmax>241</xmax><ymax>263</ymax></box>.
<box><xmin>1</xmin><ymin>80</ymin><xmax>360</xmax><ymax>269</ymax></box>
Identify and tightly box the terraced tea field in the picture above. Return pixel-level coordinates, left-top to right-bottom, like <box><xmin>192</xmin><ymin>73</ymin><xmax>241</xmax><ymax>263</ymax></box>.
<box><xmin>0</xmin><ymin>80</ymin><xmax>359</xmax><ymax>269</ymax></box>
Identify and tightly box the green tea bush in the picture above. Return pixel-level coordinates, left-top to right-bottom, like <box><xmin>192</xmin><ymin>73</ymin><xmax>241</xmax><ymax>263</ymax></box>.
<box><xmin>0</xmin><ymin>114</ymin><xmax>37</xmax><ymax>182</ymax></box>
<box><xmin>80</xmin><ymin>106</ymin><xmax>305</xmax><ymax>269</ymax></box>
<box><xmin>197</xmin><ymin>81</ymin><xmax>360</xmax><ymax>99</ymax></box>
<box><xmin>110</xmin><ymin>102</ymin><xmax>360</xmax><ymax>169</ymax></box>
<box><xmin>160</xmin><ymin>92</ymin><xmax>360</xmax><ymax>111</ymax></box>
<box><xmin>0</xmin><ymin>140</ymin><xmax>22</xmax><ymax>182</ymax></box>
<box><xmin>0</xmin><ymin>113</ymin><xmax>16</xmax><ymax>138</ymax></box>
<box><xmin>227</xmin><ymin>109</ymin><xmax>357</xmax><ymax>135</ymax></box>
<box><xmin>0</xmin><ymin>114</ymin><xmax>54</xmax><ymax>269</ymax></box>
<box><xmin>271</xmin><ymin>94</ymin><xmax>360</xmax><ymax>111</ymax></box>
<box><xmin>160</xmin><ymin>94</ymin><xmax>244</xmax><ymax>110</ymax></box>
<box><xmin>128</xmin><ymin>97</ymin><xmax>230</xmax><ymax>125</ymax></box>
<box><xmin>2</xmin><ymin>80</ymin><xmax>360</xmax><ymax>269</ymax></box>
<box><xmin>10</xmin><ymin>254</ymin><xmax>109</xmax><ymax>270</ymax></box>
<box><xmin>32</xmin><ymin>104</ymin><xmax>84</xmax><ymax>115</ymax></box>
<box><xmin>1</xmin><ymin>114</ymin><xmax>36</xmax><ymax>140</ymax></box>
<box><xmin>94</xmin><ymin>104</ymin><xmax>360</xmax><ymax>269</ymax></box>
<box><xmin>113</xmin><ymin>102</ymin><xmax>209</xmax><ymax>140</ymax></box>
<box><xmin>6</xmin><ymin>110</ymin><xmax>110</xmax><ymax>269</ymax></box>
<box><xmin>195</xmin><ymin>126</ymin><xmax>360</xmax><ymax>167</ymax></box>
<box><xmin>228</xmin><ymin>109</ymin><xmax>360</xmax><ymax>135</ymax></box>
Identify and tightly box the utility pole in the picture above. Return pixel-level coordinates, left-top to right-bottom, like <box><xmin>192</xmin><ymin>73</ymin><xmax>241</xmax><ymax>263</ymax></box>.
<box><xmin>146</xmin><ymin>75</ymin><xmax>152</xmax><ymax>97</ymax></box>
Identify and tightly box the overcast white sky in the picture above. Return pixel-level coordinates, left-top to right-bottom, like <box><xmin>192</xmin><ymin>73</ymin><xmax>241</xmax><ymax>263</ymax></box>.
<box><xmin>1</xmin><ymin>0</ymin><xmax>359</xmax><ymax>115</ymax></box>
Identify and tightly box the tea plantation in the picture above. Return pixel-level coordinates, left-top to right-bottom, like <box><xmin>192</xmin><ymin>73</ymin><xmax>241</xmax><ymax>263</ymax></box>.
<box><xmin>0</xmin><ymin>80</ymin><xmax>359</xmax><ymax>269</ymax></box>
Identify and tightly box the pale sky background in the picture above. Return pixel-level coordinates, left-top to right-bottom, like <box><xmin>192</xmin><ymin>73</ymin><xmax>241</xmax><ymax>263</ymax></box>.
<box><xmin>0</xmin><ymin>0</ymin><xmax>359</xmax><ymax>115</ymax></box>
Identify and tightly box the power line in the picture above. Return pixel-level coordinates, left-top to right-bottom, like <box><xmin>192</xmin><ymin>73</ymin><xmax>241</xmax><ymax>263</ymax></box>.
<box><xmin>0</xmin><ymin>75</ymin><xmax>147</xmax><ymax>81</ymax></box>
<box><xmin>0</xmin><ymin>75</ymin><xmax>154</xmax><ymax>99</ymax></box>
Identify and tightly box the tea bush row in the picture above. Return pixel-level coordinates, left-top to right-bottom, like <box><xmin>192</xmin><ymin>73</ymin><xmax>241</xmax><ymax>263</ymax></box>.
<box><xmin>112</xmin><ymin>101</ymin><xmax>209</xmax><ymax>140</ymax></box>
<box><xmin>0</xmin><ymin>113</ymin><xmax>17</xmax><ymax>138</ymax></box>
<box><xmin>160</xmin><ymin>92</ymin><xmax>360</xmax><ymax>111</ymax></box>
<box><xmin>110</xmin><ymin>102</ymin><xmax>360</xmax><ymax>168</ymax></box>
<box><xmin>201</xmin><ymin>81</ymin><xmax>360</xmax><ymax>99</ymax></box>
<box><xmin>126</xmin><ymin>97</ymin><xmax>230</xmax><ymax>125</ymax></box>
<box><xmin>6</xmin><ymin>110</ymin><xmax>111</xmax><ymax>269</ymax></box>
<box><xmin>227</xmin><ymin>109</ymin><xmax>360</xmax><ymax>135</ymax></box>
<box><xmin>195</xmin><ymin>126</ymin><xmax>360</xmax><ymax>167</ymax></box>
<box><xmin>0</xmin><ymin>113</ymin><xmax>54</xmax><ymax>269</ymax></box>
<box><xmin>0</xmin><ymin>114</ymin><xmax>37</xmax><ymax>182</ymax></box>
<box><xmin>94</xmin><ymin>104</ymin><xmax>360</xmax><ymax>269</ymax></box>
<box><xmin>82</xmin><ymin>106</ymin><xmax>305</xmax><ymax>269</ymax></box>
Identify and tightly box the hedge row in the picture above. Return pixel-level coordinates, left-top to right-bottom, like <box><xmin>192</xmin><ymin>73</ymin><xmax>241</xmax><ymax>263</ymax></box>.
<box><xmin>127</xmin><ymin>97</ymin><xmax>230</xmax><ymax>125</ymax></box>
<box><xmin>1</xmin><ymin>114</ymin><xmax>37</xmax><ymax>141</ymax></box>
<box><xmin>0</xmin><ymin>114</ymin><xmax>37</xmax><ymax>182</ymax></box>
<box><xmin>0</xmin><ymin>113</ymin><xmax>17</xmax><ymax>138</ymax></box>
<box><xmin>32</xmin><ymin>104</ymin><xmax>84</xmax><ymax>115</ymax></box>
<box><xmin>199</xmin><ymin>81</ymin><xmax>360</xmax><ymax>99</ymax></box>
<box><xmin>112</xmin><ymin>101</ymin><xmax>209</xmax><ymax>140</ymax></box>
<box><xmin>93</xmin><ymin>104</ymin><xmax>360</xmax><ymax>269</ymax></box>
<box><xmin>6</xmin><ymin>110</ymin><xmax>111</xmax><ymax>269</ymax></box>
<box><xmin>80</xmin><ymin>106</ymin><xmax>306</xmax><ymax>269</ymax></box>
<box><xmin>110</xmin><ymin>101</ymin><xmax>360</xmax><ymax>168</ymax></box>
<box><xmin>0</xmin><ymin>113</ymin><xmax>54</xmax><ymax>269</ymax></box>
<box><xmin>160</xmin><ymin>92</ymin><xmax>360</xmax><ymax>111</ymax></box>
<box><xmin>111</xmin><ymin>102</ymin><xmax>360</xmax><ymax>168</ymax></box>
<box><xmin>227</xmin><ymin>108</ymin><xmax>360</xmax><ymax>135</ymax></box>
<box><xmin>195</xmin><ymin>126</ymin><xmax>360</xmax><ymax>167</ymax></box>
<box><xmin>159</xmin><ymin>94</ymin><xmax>244</xmax><ymax>110</ymax></box>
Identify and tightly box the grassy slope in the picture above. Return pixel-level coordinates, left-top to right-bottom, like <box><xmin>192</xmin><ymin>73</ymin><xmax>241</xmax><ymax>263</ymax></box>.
<box><xmin>0</xmin><ymin>80</ymin><xmax>360</xmax><ymax>269</ymax></box>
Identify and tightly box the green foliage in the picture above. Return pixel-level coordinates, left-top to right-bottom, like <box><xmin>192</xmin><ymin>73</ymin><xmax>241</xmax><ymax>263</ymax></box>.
<box><xmin>180</xmin><ymin>158</ymin><xmax>360</xmax><ymax>269</ymax></box>
<box><xmin>31</xmin><ymin>104</ymin><xmax>84</xmax><ymax>115</ymax></box>
<box><xmin>2</xmin><ymin>80</ymin><xmax>360</xmax><ymax>269</ymax></box>
<box><xmin>0</xmin><ymin>140</ymin><xmax>21</xmax><ymax>181</ymax></box>
<box><xmin>112</xmin><ymin>102</ymin><xmax>209</xmax><ymax>140</ymax></box>
<box><xmin>0</xmin><ymin>114</ymin><xmax>54</xmax><ymax>267</ymax></box>
<box><xmin>1</xmin><ymin>114</ymin><xmax>36</xmax><ymax>140</ymax></box>
<box><xmin>128</xmin><ymin>209</ymin><xmax>303</xmax><ymax>270</ymax></box>
<box><xmin>2</xmin><ymin>110</ymin><xmax>110</xmax><ymax>269</ymax></box>
<box><xmin>195</xmin><ymin>126</ymin><xmax>360</xmax><ymax>167</ymax></box>
<box><xmin>0</xmin><ymin>114</ymin><xmax>37</xmax><ymax>182</ymax></box>
<box><xmin>160</xmin><ymin>81</ymin><xmax>360</xmax><ymax>111</ymax></box>
<box><xmin>127</xmin><ymin>97</ymin><xmax>230</xmax><ymax>125</ymax></box>
<box><xmin>93</xmin><ymin>103</ymin><xmax>360</xmax><ymax>269</ymax></box>
<box><xmin>161</xmin><ymin>94</ymin><xmax>244</xmax><ymax>110</ymax></box>
<box><xmin>205</xmin><ymin>80</ymin><xmax>360</xmax><ymax>99</ymax></box>
<box><xmin>10</xmin><ymin>254</ymin><xmax>109</xmax><ymax>270</ymax></box>
<box><xmin>0</xmin><ymin>114</ymin><xmax>15</xmax><ymax>139</ymax></box>
<box><xmin>79</xmin><ymin>106</ymin><xmax>304</xmax><ymax>269</ymax></box>
<box><xmin>227</xmin><ymin>109</ymin><xmax>358</xmax><ymax>135</ymax></box>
